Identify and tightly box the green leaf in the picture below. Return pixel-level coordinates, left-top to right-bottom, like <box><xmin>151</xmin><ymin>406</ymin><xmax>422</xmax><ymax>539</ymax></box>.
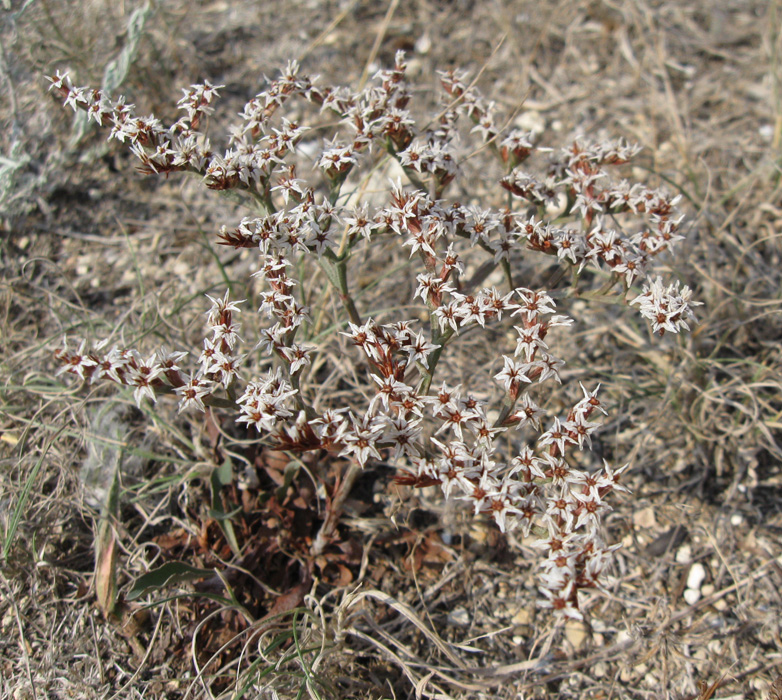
<box><xmin>208</xmin><ymin>506</ymin><xmax>243</xmax><ymax>522</ymax></box>
<box><xmin>209</xmin><ymin>459</ymin><xmax>241</xmax><ymax>557</ymax></box>
<box><xmin>2</xmin><ymin>426</ymin><xmax>66</xmax><ymax>560</ymax></box>
<box><xmin>317</xmin><ymin>253</ymin><xmax>343</xmax><ymax>292</ymax></box>
<box><xmin>102</xmin><ymin>3</ymin><xmax>154</xmax><ymax>94</ymax></box>
<box><xmin>217</xmin><ymin>458</ymin><xmax>235</xmax><ymax>487</ymax></box>
<box><xmin>95</xmin><ymin>466</ymin><xmax>120</xmax><ymax>617</ymax></box>
<box><xmin>69</xmin><ymin>3</ymin><xmax>155</xmax><ymax>150</ymax></box>
<box><xmin>126</xmin><ymin>562</ymin><xmax>214</xmax><ymax>601</ymax></box>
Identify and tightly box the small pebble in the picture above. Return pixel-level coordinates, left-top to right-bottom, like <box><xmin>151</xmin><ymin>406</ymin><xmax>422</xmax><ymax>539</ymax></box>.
<box><xmin>447</xmin><ymin>607</ymin><xmax>470</xmax><ymax>627</ymax></box>
<box><xmin>415</xmin><ymin>33</ymin><xmax>431</xmax><ymax>54</ymax></box>
<box><xmin>564</xmin><ymin>619</ymin><xmax>588</xmax><ymax>650</ymax></box>
<box><xmin>633</xmin><ymin>506</ymin><xmax>657</xmax><ymax>529</ymax></box>
<box><xmin>691</xmin><ymin>647</ymin><xmax>708</xmax><ymax>661</ymax></box>
<box><xmin>511</xmin><ymin>607</ymin><xmax>532</xmax><ymax>626</ymax></box>
<box><xmin>675</xmin><ymin>544</ymin><xmax>692</xmax><ymax>564</ymax></box>
<box><xmin>687</xmin><ymin>562</ymin><xmax>707</xmax><ymax>590</ymax></box>
<box><xmin>514</xmin><ymin>110</ymin><xmax>546</xmax><ymax>135</ymax></box>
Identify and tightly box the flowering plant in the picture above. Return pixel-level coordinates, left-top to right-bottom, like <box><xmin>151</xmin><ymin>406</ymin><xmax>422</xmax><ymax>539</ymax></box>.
<box><xmin>47</xmin><ymin>51</ymin><xmax>699</xmax><ymax>621</ymax></box>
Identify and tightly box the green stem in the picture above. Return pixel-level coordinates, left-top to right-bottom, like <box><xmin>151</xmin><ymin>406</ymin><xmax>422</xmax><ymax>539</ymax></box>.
<box><xmin>545</xmin><ymin>264</ymin><xmax>569</xmax><ymax>290</ymax></box>
<box><xmin>334</xmin><ymin>260</ymin><xmax>362</xmax><ymax>327</ymax></box>
<box><xmin>493</xmin><ymin>389</ymin><xmax>519</xmax><ymax>429</ymax></box>
<box><xmin>570</xmin><ymin>273</ymin><xmax>620</xmax><ymax>301</ymax></box>
<box><xmin>318</xmin><ymin>251</ymin><xmax>362</xmax><ymax>327</ymax></box>
<box><xmin>311</xmin><ymin>460</ymin><xmax>363</xmax><ymax>557</ymax></box>
<box><xmin>463</xmin><ymin>259</ymin><xmax>499</xmax><ymax>293</ymax></box>
<box><xmin>257</xmin><ymin>183</ymin><xmax>276</xmax><ymax>215</ymax></box>
<box><xmin>385</xmin><ymin>139</ymin><xmax>430</xmax><ymax>192</ymax></box>
<box><xmin>328</xmin><ymin>170</ymin><xmax>350</xmax><ymax>205</ymax></box>
<box><xmin>501</xmin><ymin>258</ymin><xmax>514</xmax><ymax>291</ymax></box>
<box><xmin>417</xmin><ymin>326</ymin><xmax>454</xmax><ymax>395</ymax></box>
<box><xmin>288</xmin><ymin>370</ymin><xmax>317</xmax><ymax>420</ymax></box>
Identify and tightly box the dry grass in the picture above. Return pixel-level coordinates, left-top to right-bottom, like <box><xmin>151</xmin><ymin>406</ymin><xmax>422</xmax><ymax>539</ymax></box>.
<box><xmin>2</xmin><ymin>0</ymin><xmax>782</xmax><ymax>698</ymax></box>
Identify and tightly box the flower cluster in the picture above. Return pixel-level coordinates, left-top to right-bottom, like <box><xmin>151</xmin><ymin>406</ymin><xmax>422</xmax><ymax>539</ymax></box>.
<box><xmin>630</xmin><ymin>276</ymin><xmax>699</xmax><ymax>335</ymax></box>
<box><xmin>49</xmin><ymin>51</ymin><xmax>699</xmax><ymax>620</ymax></box>
<box><xmin>54</xmin><ymin>293</ymin><xmax>243</xmax><ymax>412</ymax></box>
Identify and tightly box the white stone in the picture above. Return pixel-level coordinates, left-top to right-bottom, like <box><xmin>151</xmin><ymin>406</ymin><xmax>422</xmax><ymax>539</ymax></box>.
<box><xmin>687</xmin><ymin>562</ymin><xmax>707</xmax><ymax>590</ymax></box>
<box><xmin>691</xmin><ymin>646</ymin><xmax>708</xmax><ymax>661</ymax></box>
<box><xmin>684</xmin><ymin>588</ymin><xmax>701</xmax><ymax>605</ymax></box>
<box><xmin>415</xmin><ymin>34</ymin><xmax>431</xmax><ymax>55</ymax></box>
<box><xmin>565</xmin><ymin>619</ymin><xmax>588</xmax><ymax>650</ymax></box>
<box><xmin>545</xmin><ymin>191</ymin><xmax>568</xmax><ymax>219</ymax></box>
<box><xmin>511</xmin><ymin>607</ymin><xmax>532</xmax><ymax>626</ymax></box>
<box><xmin>675</xmin><ymin>544</ymin><xmax>692</xmax><ymax>563</ymax></box>
<box><xmin>633</xmin><ymin>506</ymin><xmax>657</xmax><ymax>529</ymax></box>
<box><xmin>514</xmin><ymin>110</ymin><xmax>546</xmax><ymax>136</ymax></box>
<box><xmin>447</xmin><ymin>607</ymin><xmax>470</xmax><ymax>627</ymax></box>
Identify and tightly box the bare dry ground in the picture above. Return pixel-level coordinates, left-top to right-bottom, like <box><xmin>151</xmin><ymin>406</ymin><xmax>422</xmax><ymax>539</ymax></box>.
<box><xmin>1</xmin><ymin>0</ymin><xmax>782</xmax><ymax>698</ymax></box>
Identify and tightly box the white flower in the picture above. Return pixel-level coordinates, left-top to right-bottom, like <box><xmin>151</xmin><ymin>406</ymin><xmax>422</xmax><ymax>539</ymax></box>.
<box><xmin>538</xmin><ymin>579</ymin><xmax>583</xmax><ymax>621</ymax></box>
<box><xmin>513</xmin><ymin>324</ymin><xmax>546</xmax><ymax>362</ymax></box>
<box><xmin>237</xmin><ymin>370</ymin><xmax>297</xmax><ymax>433</ymax></box>
<box><xmin>494</xmin><ymin>355</ymin><xmax>532</xmax><ymax>392</ymax></box>
<box><xmin>369</xmin><ymin>374</ymin><xmax>411</xmax><ymax>414</ymax></box>
<box><xmin>339</xmin><ymin>412</ymin><xmax>384</xmax><ymax>467</ymax></box>
<box><xmin>630</xmin><ymin>276</ymin><xmax>701</xmax><ymax>335</ymax></box>
<box><xmin>485</xmin><ymin>481</ymin><xmax>522</xmax><ymax>533</ymax></box>
<box><xmin>512</xmin><ymin>288</ymin><xmax>556</xmax><ymax>323</ymax></box>
<box><xmin>538</xmin><ymin>417</ymin><xmax>577</xmax><ymax>455</ymax></box>
<box><xmin>126</xmin><ymin>352</ymin><xmax>163</xmax><ymax>406</ymax></box>
<box><xmin>382</xmin><ymin>414</ymin><xmax>422</xmax><ymax>461</ymax></box>
<box><xmin>509</xmin><ymin>447</ymin><xmax>547</xmax><ymax>481</ymax></box>
<box><xmin>510</xmin><ymin>394</ymin><xmax>546</xmax><ymax>430</ymax></box>
<box><xmin>279</xmin><ymin>343</ymin><xmax>314</xmax><ymax>374</ymax></box>
<box><xmin>534</xmin><ymin>352</ymin><xmax>565</xmax><ymax>384</ymax></box>
<box><xmin>55</xmin><ymin>338</ymin><xmax>97</xmax><ymax>381</ymax></box>
<box><xmin>343</xmin><ymin>203</ymin><xmax>379</xmax><ymax>240</ymax></box>
<box><xmin>404</xmin><ymin>332</ymin><xmax>440</xmax><ymax>369</ymax></box>
<box><xmin>174</xmin><ymin>375</ymin><xmax>214</xmax><ymax>413</ymax></box>
<box><xmin>596</xmin><ymin>460</ymin><xmax>631</xmax><ymax>494</ymax></box>
<box><xmin>310</xmin><ymin>409</ymin><xmax>349</xmax><ymax>444</ymax></box>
